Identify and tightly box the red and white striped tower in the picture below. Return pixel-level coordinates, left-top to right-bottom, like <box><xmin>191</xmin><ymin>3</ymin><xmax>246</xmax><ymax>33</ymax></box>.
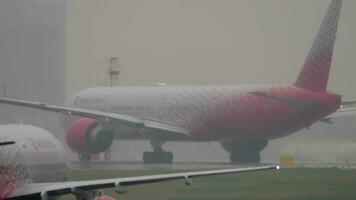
<box><xmin>93</xmin><ymin>54</ymin><xmax>122</xmax><ymax>161</ymax></box>
<box><xmin>108</xmin><ymin>54</ymin><xmax>120</xmax><ymax>87</ymax></box>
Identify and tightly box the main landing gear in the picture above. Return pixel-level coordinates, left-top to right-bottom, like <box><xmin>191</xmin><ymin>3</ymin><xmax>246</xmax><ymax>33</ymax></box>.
<box><xmin>79</xmin><ymin>154</ymin><xmax>91</xmax><ymax>162</ymax></box>
<box><xmin>230</xmin><ymin>150</ymin><xmax>261</xmax><ymax>163</ymax></box>
<box><xmin>221</xmin><ymin>138</ymin><xmax>268</xmax><ymax>164</ymax></box>
<box><xmin>143</xmin><ymin>139</ymin><xmax>173</xmax><ymax>164</ymax></box>
<box><xmin>143</xmin><ymin>147</ymin><xmax>173</xmax><ymax>164</ymax></box>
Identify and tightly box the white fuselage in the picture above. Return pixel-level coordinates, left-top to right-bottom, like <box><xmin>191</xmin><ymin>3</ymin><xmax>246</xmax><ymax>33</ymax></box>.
<box><xmin>63</xmin><ymin>85</ymin><xmax>269</xmax><ymax>140</ymax></box>
<box><xmin>0</xmin><ymin>124</ymin><xmax>70</xmax><ymax>184</ymax></box>
<box><xmin>65</xmin><ymin>85</ymin><xmax>263</xmax><ymax>119</ymax></box>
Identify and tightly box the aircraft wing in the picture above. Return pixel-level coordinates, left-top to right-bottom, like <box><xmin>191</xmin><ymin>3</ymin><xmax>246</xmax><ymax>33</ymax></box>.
<box><xmin>9</xmin><ymin>165</ymin><xmax>278</xmax><ymax>200</ymax></box>
<box><xmin>0</xmin><ymin>141</ymin><xmax>15</xmax><ymax>146</ymax></box>
<box><xmin>0</xmin><ymin>97</ymin><xmax>190</xmax><ymax>138</ymax></box>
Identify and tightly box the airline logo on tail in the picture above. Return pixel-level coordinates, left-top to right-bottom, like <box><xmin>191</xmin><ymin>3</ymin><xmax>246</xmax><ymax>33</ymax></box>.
<box><xmin>295</xmin><ymin>0</ymin><xmax>342</xmax><ymax>92</ymax></box>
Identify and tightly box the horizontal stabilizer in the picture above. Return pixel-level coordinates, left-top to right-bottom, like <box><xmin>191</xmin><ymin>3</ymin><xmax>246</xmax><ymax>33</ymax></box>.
<box><xmin>341</xmin><ymin>99</ymin><xmax>356</xmax><ymax>107</ymax></box>
<box><xmin>323</xmin><ymin>107</ymin><xmax>356</xmax><ymax>120</ymax></box>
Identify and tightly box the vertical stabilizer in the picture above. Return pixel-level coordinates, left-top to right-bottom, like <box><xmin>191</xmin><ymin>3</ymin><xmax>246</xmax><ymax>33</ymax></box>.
<box><xmin>295</xmin><ymin>0</ymin><xmax>342</xmax><ymax>92</ymax></box>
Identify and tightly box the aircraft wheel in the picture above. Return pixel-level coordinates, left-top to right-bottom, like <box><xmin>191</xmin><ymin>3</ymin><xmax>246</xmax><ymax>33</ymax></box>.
<box><xmin>221</xmin><ymin>138</ymin><xmax>267</xmax><ymax>164</ymax></box>
<box><xmin>79</xmin><ymin>154</ymin><xmax>91</xmax><ymax>161</ymax></box>
<box><xmin>230</xmin><ymin>152</ymin><xmax>261</xmax><ymax>164</ymax></box>
<box><xmin>143</xmin><ymin>151</ymin><xmax>173</xmax><ymax>164</ymax></box>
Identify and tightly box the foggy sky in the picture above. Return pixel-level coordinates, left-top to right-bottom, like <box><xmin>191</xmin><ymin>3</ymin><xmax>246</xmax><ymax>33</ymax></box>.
<box><xmin>0</xmin><ymin>0</ymin><xmax>65</xmax><ymax>103</ymax></box>
<box><xmin>0</xmin><ymin>0</ymin><xmax>65</xmax><ymax>138</ymax></box>
<box><xmin>64</xmin><ymin>0</ymin><xmax>356</xmax><ymax>163</ymax></box>
<box><xmin>66</xmin><ymin>0</ymin><xmax>356</xmax><ymax>100</ymax></box>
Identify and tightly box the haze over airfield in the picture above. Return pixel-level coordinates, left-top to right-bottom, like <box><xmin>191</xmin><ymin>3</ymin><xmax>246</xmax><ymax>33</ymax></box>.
<box><xmin>0</xmin><ymin>0</ymin><xmax>355</xmax><ymax>163</ymax></box>
<box><xmin>65</xmin><ymin>0</ymin><xmax>356</xmax><ymax>164</ymax></box>
<box><xmin>67</xmin><ymin>0</ymin><xmax>356</xmax><ymax>99</ymax></box>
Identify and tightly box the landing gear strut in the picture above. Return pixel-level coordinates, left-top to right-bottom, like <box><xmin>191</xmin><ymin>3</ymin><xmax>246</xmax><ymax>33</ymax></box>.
<box><xmin>143</xmin><ymin>139</ymin><xmax>173</xmax><ymax>164</ymax></box>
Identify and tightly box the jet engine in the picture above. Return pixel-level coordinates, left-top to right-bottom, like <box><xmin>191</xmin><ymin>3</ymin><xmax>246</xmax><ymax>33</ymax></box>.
<box><xmin>66</xmin><ymin>118</ymin><xmax>114</xmax><ymax>156</ymax></box>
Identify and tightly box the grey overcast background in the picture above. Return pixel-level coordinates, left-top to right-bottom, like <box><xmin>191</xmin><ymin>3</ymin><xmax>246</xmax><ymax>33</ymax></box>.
<box><xmin>0</xmin><ymin>0</ymin><xmax>355</xmax><ymax>163</ymax></box>
<box><xmin>66</xmin><ymin>0</ymin><xmax>356</xmax><ymax>98</ymax></box>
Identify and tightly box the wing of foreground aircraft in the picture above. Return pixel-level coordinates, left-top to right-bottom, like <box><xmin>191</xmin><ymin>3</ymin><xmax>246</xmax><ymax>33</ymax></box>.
<box><xmin>0</xmin><ymin>141</ymin><xmax>15</xmax><ymax>146</ymax></box>
<box><xmin>9</xmin><ymin>165</ymin><xmax>278</xmax><ymax>200</ymax></box>
<box><xmin>0</xmin><ymin>97</ymin><xmax>190</xmax><ymax>139</ymax></box>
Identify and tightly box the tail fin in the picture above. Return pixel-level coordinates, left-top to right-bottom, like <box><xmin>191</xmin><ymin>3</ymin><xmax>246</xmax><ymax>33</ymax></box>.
<box><xmin>295</xmin><ymin>0</ymin><xmax>342</xmax><ymax>92</ymax></box>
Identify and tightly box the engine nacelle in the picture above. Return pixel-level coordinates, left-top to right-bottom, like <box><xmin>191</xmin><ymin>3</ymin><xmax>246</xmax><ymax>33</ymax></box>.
<box><xmin>66</xmin><ymin>118</ymin><xmax>114</xmax><ymax>155</ymax></box>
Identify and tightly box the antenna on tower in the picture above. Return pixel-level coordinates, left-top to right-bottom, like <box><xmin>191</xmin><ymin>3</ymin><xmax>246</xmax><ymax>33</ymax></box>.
<box><xmin>107</xmin><ymin>54</ymin><xmax>120</xmax><ymax>87</ymax></box>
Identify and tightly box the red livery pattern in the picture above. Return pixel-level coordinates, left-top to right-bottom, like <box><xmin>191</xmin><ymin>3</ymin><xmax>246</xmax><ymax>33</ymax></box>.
<box><xmin>0</xmin><ymin>143</ymin><xmax>29</xmax><ymax>199</ymax></box>
<box><xmin>295</xmin><ymin>0</ymin><xmax>341</xmax><ymax>92</ymax></box>
<box><xmin>158</xmin><ymin>85</ymin><xmax>340</xmax><ymax>141</ymax></box>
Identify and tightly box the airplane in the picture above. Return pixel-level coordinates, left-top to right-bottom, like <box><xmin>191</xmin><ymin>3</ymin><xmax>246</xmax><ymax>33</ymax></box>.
<box><xmin>0</xmin><ymin>123</ymin><xmax>278</xmax><ymax>199</ymax></box>
<box><xmin>0</xmin><ymin>0</ymin><xmax>355</xmax><ymax>164</ymax></box>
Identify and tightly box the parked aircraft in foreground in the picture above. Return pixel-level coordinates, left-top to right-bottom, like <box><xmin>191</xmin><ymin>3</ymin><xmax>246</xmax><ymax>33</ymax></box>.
<box><xmin>0</xmin><ymin>0</ymin><xmax>355</xmax><ymax>164</ymax></box>
<box><xmin>0</xmin><ymin>124</ymin><xmax>278</xmax><ymax>199</ymax></box>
